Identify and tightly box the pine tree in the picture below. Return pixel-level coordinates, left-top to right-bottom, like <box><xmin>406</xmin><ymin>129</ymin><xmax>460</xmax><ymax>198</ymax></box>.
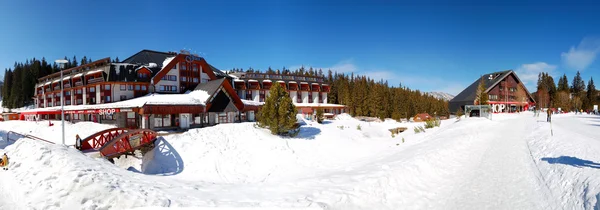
<box><xmin>586</xmin><ymin>77</ymin><xmax>596</xmax><ymax>109</ymax></box>
<box><xmin>571</xmin><ymin>71</ymin><xmax>586</xmax><ymax>94</ymax></box>
<box><xmin>72</xmin><ymin>55</ymin><xmax>78</xmax><ymax>67</ymax></box>
<box><xmin>476</xmin><ymin>76</ymin><xmax>489</xmax><ymax>105</ymax></box>
<box><xmin>115</xmin><ymin>57</ymin><xmax>120</xmax><ymax>63</ymax></box>
<box><xmin>557</xmin><ymin>74</ymin><xmax>569</xmax><ymax>92</ymax></box>
<box><xmin>315</xmin><ymin>108</ymin><xmax>324</xmax><ymax>123</ymax></box>
<box><xmin>257</xmin><ymin>83</ymin><xmax>298</xmax><ymax>135</ymax></box>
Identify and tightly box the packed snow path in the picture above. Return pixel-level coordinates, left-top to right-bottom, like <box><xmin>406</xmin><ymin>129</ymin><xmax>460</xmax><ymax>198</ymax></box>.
<box><xmin>0</xmin><ymin>113</ymin><xmax>598</xmax><ymax>209</ymax></box>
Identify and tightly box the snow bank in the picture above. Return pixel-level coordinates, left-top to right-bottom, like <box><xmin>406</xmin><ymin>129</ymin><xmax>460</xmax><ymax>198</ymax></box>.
<box><xmin>0</xmin><ymin>139</ymin><xmax>171</xmax><ymax>209</ymax></box>
<box><xmin>0</xmin><ymin>121</ymin><xmax>115</xmax><ymax>145</ymax></box>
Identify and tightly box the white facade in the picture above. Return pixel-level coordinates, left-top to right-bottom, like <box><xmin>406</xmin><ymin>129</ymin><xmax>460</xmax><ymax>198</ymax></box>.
<box><xmin>113</xmin><ymin>84</ymin><xmax>135</xmax><ymax>102</ymax></box>
<box><xmin>301</xmin><ymin>92</ymin><xmax>309</xmax><ymax>103</ymax></box>
<box><xmin>322</xmin><ymin>92</ymin><xmax>328</xmax><ymax>104</ymax></box>
<box><xmin>155</xmin><ymin>68</ymin><xmax>180</xmax><ymax>93</ymax></box>
<box><xmin>252</xmin><ymin>90</ymin><xmax>260</xmax><ymax>102</ymax></box>
<box><xmin>290</xmin><ymin>90</ymin><xmax>298</xmax><ymax>103</ymax></box>
<box><xmin>312</xmin><ymin>91</ymin><xmax>319</xmax><ymax>103</ymax></box>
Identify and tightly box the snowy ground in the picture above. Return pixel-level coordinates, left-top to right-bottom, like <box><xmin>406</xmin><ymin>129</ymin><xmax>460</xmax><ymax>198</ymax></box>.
<box><xmin>0</xmin><ymin>112</ymin><xmax>599</xmax><ymax>209</ymax></box>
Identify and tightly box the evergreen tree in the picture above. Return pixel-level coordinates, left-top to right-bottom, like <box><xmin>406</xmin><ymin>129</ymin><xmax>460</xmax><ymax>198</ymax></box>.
<box><xmin>257</xmin><ymin>83</ymin><xmax>298</xmax><ymax>135</ymax></box>
<box><xmin>586</xmin><ymin>77</ymin><xmax>596</xmax><ymax>109</ymax></box>
<box><xmin>571</xmin><ymin>71</ymin><xmax>586</xmax><ymax>94</ymax></box>
<box><xmin>476</xmin><ymin>76</ymin><xmax>489</xmax><ymax>105</ymax></box>
<box><xmin>315</xmin><ymin>108</ymin><xmax>324</xmax><ymax>123</ymax></box>
<box><xmin>557</xmin><ymin>74</ymin><xmax>569</xmax><ymax>92</ymax></box>
<box><xmin>115</xmin><ymin>57</ymin><xmax>120</xmax><ymax>63</ymax></box>
<box><xmin>72</xmin><ymin>55</ymin><xmax>78</xmax><ymax>67</ymax></box>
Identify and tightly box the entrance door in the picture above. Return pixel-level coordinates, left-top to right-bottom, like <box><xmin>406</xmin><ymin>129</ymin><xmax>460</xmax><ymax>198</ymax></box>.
<box><xmin>180</xmin><ymin>114</ymin><xmax>190</xmax><ymax>129</ymax></box>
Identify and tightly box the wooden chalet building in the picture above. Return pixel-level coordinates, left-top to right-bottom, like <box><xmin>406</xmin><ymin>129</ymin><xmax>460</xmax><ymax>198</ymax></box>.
<box><xmin>23</xmin><ymin>50</ymin><xmax>245</xmax><ymax>130</ymax></box>
<box><xmin>21</xmin><ymin>49</ymin><xmax>346</xmax><ymax>130</ymax></box>
<box><xmin>449</xmin><ymin>70</ymin><xmax>536</xmax><ymax>113</ymax></box>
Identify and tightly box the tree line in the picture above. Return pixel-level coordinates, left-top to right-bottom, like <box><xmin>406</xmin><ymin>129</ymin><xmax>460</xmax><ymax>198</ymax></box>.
<box><xmin>2</xmin><ymin>56</ymin><xmax>91</xmax><ymax>109</ymax></box>
<box><xmin>228</xmin><ymin>66</ymin><xmax>325</xmax><ymax>77</ymax></box>
<box><xmin>535</xmin><ymin>71</ymin><xmax>597</xmax><ymax>111</ymax></box>
<box><xmin>326</xmin><ymin>71</ymin><xmax>449</xmax><ymax>120</ymax></box>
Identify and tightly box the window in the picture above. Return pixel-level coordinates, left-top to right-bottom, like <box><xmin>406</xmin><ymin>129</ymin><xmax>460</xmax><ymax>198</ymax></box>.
<box><xmin>120</xmin><ymin>95</ymin><xmax>127</xmax><ymax>100</ymax></box>
<box><xmin>509</xmin><ymin>87</ymin><xmax>516</xmax><ymax>92</ymax></box>
<box><xmin>162</xmin><ymin>75</ymin><xmax>168</xmax><ymax>80</ymax></box>
<box><xmin>169</xmin><ymin>75</ymin><xmax>177</xmax><ymax>81</ymax></box>
<box><xmin>73</xmin><ymin>114</ymin><xmax>80</xmax><ymax>120</ymax></box>
<box><xmin>135</xmin><ymin>85</ymin><xmax>141</xmax><ymax>90</ymax></box>
<box><xmin>104</xmin><ymin>84</ymin><xmax>111</xmax><ymax>90</ymax></box>
<box><xmin>65</xmin><ymin>91</ymin><xmax>71</xmax><ymax>96</ymax></box>
<box><xmin>193</xmin><ymin>78</ymin><xmax>199</xmax><ymax>83</ymax></box>
<box><xmin>105</xmin><ymin>96</ymin><xmax>111</xmax><ymax>102</ymax></box>
<box><xmin>259</xmin><ymin>90</ymin><xmax>265</xmax><ymax>102</ymax></box>
<box><xmin>137</xmin><ymin>73</ymin><xmax>148</xmax><ymax>78</ymax></box>
<box><xmin>193</xmin><ymin>113</ymin><xmax>202</xmax><ymax>124</ymax></box>
<box><xmin>141</xmin><ymin>85</ymin><xmax>147</xmax><ymax>91</ymax></box>
<box><xmin>77</xmin><ymin>99</ymin><xmax>83</xmax><ymax>104</ymax></box>
<box><xmin>66</xmin><ymin>100</ymin><xmax>71</xmax><ymax>105</ymax></box>
<box><xmin>101</xmin><ymin>114</ymin><xmax>114</xmax><ymax>120</ymax></box>
<box><xmin>181</xmin><ymin>64</ymin><xmax>187</xmax><ymax>70</ymax></box>
<box><xmin>192</xmin><ymin>65</ymin><xmax>198</xmax><ymax>72</ymax></box>
<box><xmin>181</xmin><ymin>76</ymin><xmax>187</xmax><ymax>81</ymax></box>
<box><xmin>76</xmin><ymin>89</ymin><xmax>83</xmax><ymax>94</ymax></box>
<box><xmin>173</xmin><ymin>64</ymin><xmax>177</xmax><ymax>70</ymax></box>
<box><xmin>89</xmin><ymin>87</ymin><xmax>95</xmax><ymax>92</ymax></box>
<box><xmin>128</xmin><ymin>85</ymin><xmax>133</xmax><ymax>90</ymax></box>
<box><xmin>489</xmin><ymin>94</ymin><xmax>498</xmax><ymax>100</ymax></box>
<box><xmin>120</xmin><ymin>84</ymin><xmax>126</xmax><ymax>91</ymax></box>
<box><xmin>153</xmin><ymin>114</ymin><xmax>172</xmax><ymax>127</ymax></box>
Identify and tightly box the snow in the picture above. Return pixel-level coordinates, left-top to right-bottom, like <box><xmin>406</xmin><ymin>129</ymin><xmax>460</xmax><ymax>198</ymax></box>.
<box><xmin>161</xmin><ymin>56</ymin><xmax>175</xmax><ymax>69</ymax></box>
<box><xmin>85</xmin><ymin>69</ymin><xmax>105</xmax><ymax>75</ymax></box>
<box><xmin>20</xmin><ymin>90</ymin><xmax>212</xmax><ymax>114</ymax></box>
<box><xmin>241</xmin><ymin>99</ymin><xmax>264</xmax><ymax>106</ymax></box>
<box><xmin>0</xmin><ymin>112</ymin><xmax>599</xmax><ymax>209</ymax></box>
<box><xmin>294</xmin><ymin>103</ymin><xmax>346</xmax><ymax>107</ymax></box>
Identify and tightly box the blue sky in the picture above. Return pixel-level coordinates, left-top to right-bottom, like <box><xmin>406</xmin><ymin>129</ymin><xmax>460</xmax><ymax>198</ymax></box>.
<box><xmin>1</xmin><ymin>0</ymin><xmax>600</xmax><ymax>95</ymax></box>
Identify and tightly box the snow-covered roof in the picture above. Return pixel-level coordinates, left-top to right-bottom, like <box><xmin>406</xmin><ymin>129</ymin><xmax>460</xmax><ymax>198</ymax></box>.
<box><xmin>52</xmin><ymin>79</ymin><xmax>60</xmax><ymax>83</ymax></box>
<box><xmin>277</xmin><ymin>80</ymin><xmax>285</xmax><ymax>83</ymax></box>
<box><xmin>62</xmin><ymin>76</ymin><xmax>71</xmax><ymax>81</ymax></box>
<box><xmin>263</xmin><ymin>80</ymin><xmax>272</xmax><ymax>83</ymax></box>
<box><xmin>73</xmin><ymin>73</ymin><xmax>83</xmax><ymax>78</ymax></box>
<box><xmin>241</xmin><ymin>99</ymin><xmax>264</xmax><ymax>106</ymax></box>
<box><xmin>85</xmin><ymin>69</ymin><xmax>104</xmax><ymax>75</ymax></box>
<box><xmin>20</xmin><ymin>91</ymin><xmax>212</xmax><ymax>114</ymax></box>
<box><xmin>44</xmin><ymin>81</ymin><xmax>51</xmax><ymax>86</ymax></box>
<box><xmin>234</xmin><ymin>79</ymin><xmax>245</xmax><ymax>82</ymax></box>
<box><xmin>162</xmin><ymin>56</ymin><xmax>175</xmax><ymax>69</ymax></box>
<box><xmin>293</xmin><ymin>103</ymin><xmax>346</xmax><ymax>108</ymax></box>
<box><xmin>248</xmin><ymin>79</ymin><xmax>259</xmax><ymax>82</ymax></box>
<box><xmin>288</xmin><ymin>81</ymin><xmax>297</xmax><ymax>83</ymax></box>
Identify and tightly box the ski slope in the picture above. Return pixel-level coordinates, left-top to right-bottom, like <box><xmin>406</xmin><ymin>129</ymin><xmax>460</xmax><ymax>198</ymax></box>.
<box><xmin>0</xmin><ymin>113</ymin><xmax>598</xmax><ymax>209</ymax></box>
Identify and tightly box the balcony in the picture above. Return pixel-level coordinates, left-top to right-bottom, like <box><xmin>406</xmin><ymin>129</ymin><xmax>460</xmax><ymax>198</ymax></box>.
<box><xmin>88</xmin><ymin>78</ymin><xmax>104</xmax><ymax>84</ymax></box>
<box><xmin>74</xmin><ymin>81</ymin><xmax>83</xmax><ymax>87</ymax></box>
<box><xmin>64</xmin><ymin>83</ymin><xmax>71</xmax><ymax>88</ymax></box>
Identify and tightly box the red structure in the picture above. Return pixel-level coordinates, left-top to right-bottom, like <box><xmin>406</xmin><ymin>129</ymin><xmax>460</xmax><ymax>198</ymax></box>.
<box><xmin>99</xmin><ymin>129</ymin><xmax>158</xmax><ymax>159</ymax></box>
<box><xmin>79</xmin><ymin>128</ymin><xmax>130</xmax><ymax>151</ymax></box>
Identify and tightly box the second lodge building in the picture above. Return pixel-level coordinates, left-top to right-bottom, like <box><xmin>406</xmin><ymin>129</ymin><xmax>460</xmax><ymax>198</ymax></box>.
<box><xmin>20</xmin><ymin>49</ymin><xmax>346</xmax><ymax>130</ymax></box>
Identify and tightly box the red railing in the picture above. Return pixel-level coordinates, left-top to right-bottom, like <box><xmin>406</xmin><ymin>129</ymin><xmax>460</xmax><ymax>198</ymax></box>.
<box><xmin>99</xmin><ymin>129</ymin><xmax>158</xmax><ymax>159</ymax></box>
<box><xmin>79</xmin><ymin>128</ymin><xmax>130</xmax><ymax>151</ymax></box>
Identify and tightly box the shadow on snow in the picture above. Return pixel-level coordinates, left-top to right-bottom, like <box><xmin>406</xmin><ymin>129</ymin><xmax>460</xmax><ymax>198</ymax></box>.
<box><xmin>541</xmin><ymin>156</ymin><xmax>600</xmax><ymax>169</ymax></box>
<box><xmin>141</xmin><ymin>137</ymin><xmax>185</xmax><ymax>175</ymax></box>
<box><xmin>295</xmin><ymin>126</ymin><xmax>321</xmax><ymax>140</ymax></box>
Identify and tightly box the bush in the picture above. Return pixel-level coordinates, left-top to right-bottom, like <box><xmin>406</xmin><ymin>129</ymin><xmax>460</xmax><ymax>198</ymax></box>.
<box><xmin>419</xmin><ymin>126</ymin><xmax>426</xmax><ymax>133</ymax></box>
<box><xmin>315</xmin><ymin>108</ymin><xmax>324</xmax><ymax>123</ymax></box>
<box><xmin>402</xmin><ymin>137</ymin><xmax>405</xmax><ymax>143</ymax></box>
<box><xmin>357</xmin><ymin>124</ymin><xmax>362</xmax><ymax>130</ymax></box>
<box><xmin>424</xmin><ymin>119</ymin><xmax>435</xmax><ymax>129</ymax></box>
<box><xmin>338</xmin><ymin>125</ymin><xmax>344</xmax><ymax>130</ymax></box>
<box><xmin>435</xmin><ymin>118</ymin><xmax>441</xmax><ymax>127</ymax></box>
<box><xmin>257</xmin><ymin>84</ymin><xmax>298</xmax><ymax>136</ymax></box>
<box><xmin>456</xmin><ymin>107</ymin><xmax>464</xmax><ymax>119</ymax></box>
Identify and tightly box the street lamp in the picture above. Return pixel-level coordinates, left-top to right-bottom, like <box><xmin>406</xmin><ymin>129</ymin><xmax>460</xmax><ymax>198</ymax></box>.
<box><xmin>55</xmin><ymin>59</ymin><xmax>68</xmax><ymax>145</ymax></box>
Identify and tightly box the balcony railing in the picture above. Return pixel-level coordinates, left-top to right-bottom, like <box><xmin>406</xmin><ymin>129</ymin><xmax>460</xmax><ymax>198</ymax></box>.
<box><xmin>75</xmin><ymin>81</ymin><xmax>83</xmax><ymax>87</ymax></box>
<box><xmin>88</xmin><ymin>78</ymin><xmax>104</xmax><ymax>84</ymax></box>
<box><xmin>64</xmin><ymin>83</ymin><xmax>71</xmax><ymax>88</ymax></box>
<box><xmin>241</xmin><ymin>73</ymin><xmax>325</xmax><ymax>83</ymax></box>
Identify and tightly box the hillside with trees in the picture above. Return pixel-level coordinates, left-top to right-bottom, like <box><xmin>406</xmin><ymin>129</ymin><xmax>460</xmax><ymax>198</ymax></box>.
<box><xmin>535</xmin><ymin>71</ymin><xmax>598</xmax><ymax>111</ymax></box>
<box><xmin>2</xmin><ymin>56</ymin><xmax>91</xmax><ymax>109</ymax></box>
<box><xmin>230</xmin><ymin>66</ymin><xmax>450</xmax><ymax>121</ymax></box>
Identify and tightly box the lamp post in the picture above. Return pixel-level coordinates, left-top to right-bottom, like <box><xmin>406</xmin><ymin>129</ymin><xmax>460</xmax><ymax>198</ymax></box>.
<box><xmin>55</xmin><ymin>59</ymin><xmax>68</xmax><ymax>145</ymax></box>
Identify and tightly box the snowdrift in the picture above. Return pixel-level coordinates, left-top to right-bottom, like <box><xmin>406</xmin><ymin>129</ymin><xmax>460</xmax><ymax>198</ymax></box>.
<box><xmin>0</xmin><ymin>139</ymin><xmax>171</xmax><ymax>209</ymax></box>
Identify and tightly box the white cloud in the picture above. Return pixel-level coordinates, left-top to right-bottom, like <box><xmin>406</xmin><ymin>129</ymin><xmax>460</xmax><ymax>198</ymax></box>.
<box><xmin>516</xmin><ymin>62</ymin><xmax>557</xmax><ymax>91</ymax></box>
<box><xmin>561</xmin><ymin>37</ymin><xmax>600</xmax><ymax>71</ymax></box>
